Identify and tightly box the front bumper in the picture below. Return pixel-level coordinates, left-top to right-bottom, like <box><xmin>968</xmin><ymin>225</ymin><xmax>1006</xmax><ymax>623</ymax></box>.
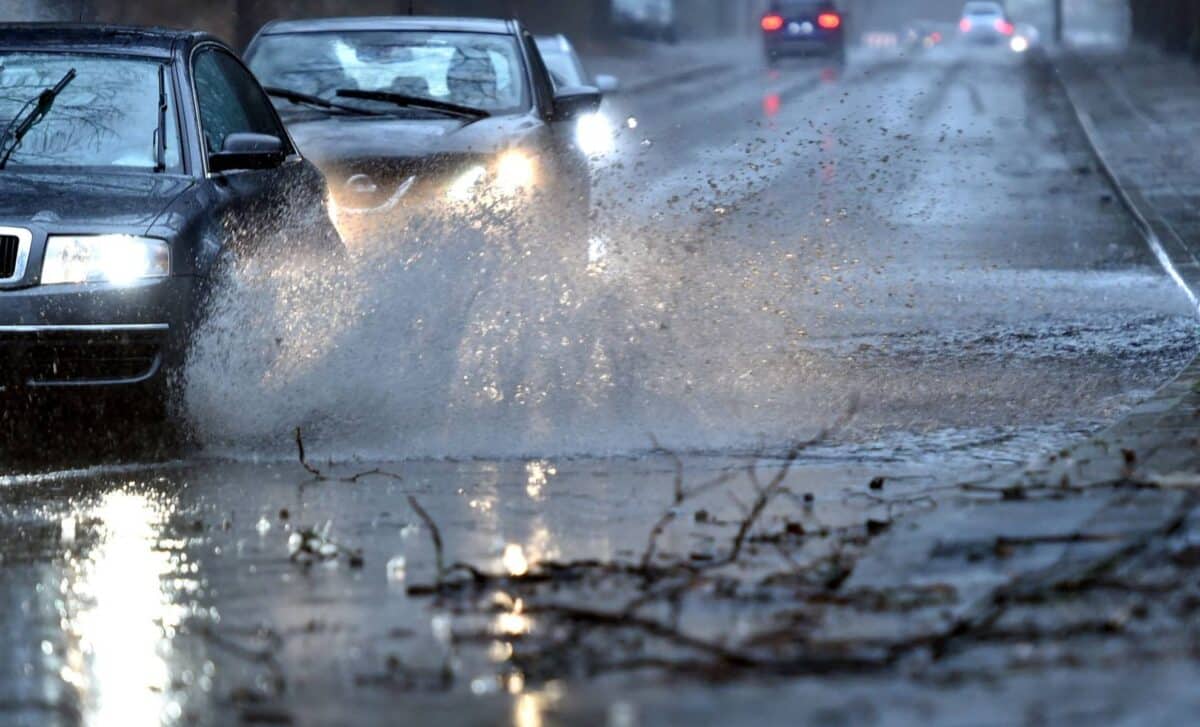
<box><xmin>0</xmin><ymin>276</ymin><xmax>198</xmax><ymax>390</ymax></box>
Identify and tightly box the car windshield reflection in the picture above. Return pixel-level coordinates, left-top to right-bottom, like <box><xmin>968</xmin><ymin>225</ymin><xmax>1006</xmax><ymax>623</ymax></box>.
<box><xmin>247</xmin><ymin>31</ymin><xmax>530</xmax><ymax>116</ymax></box>
<box><xmin>0</xmin><ymin>53</ymin><xmax>180</xmax><ymax>171</ymax></box>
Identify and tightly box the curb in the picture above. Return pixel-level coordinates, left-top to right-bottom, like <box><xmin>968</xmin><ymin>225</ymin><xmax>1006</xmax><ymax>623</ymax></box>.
<box><xmin>1049</xmin><ymin>54</ymin><xmax>1200</xmax><ymax>312</ymax></box>
<box><xmin>983</xmin><ymin>55</ymin><xmax>1200</xmax><ymax>491</ymax></box>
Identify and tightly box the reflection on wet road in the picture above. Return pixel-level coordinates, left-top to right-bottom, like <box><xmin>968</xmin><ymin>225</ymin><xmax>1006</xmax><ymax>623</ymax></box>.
<box><xmin>2</xmin><ymin>41</ymin><xmax>1198</xmax><ymax>725</ymax></box>
<box><xmin>0</xmin><ymin>440</ymin><xmax>1094</xmax><ymax>725</ymax></box>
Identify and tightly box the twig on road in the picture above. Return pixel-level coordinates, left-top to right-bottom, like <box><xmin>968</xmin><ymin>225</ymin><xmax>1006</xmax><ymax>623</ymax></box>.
<box><xmin>408</xmin><ymin>496</ymin><xmax>446</xmax><ymax>582</ymax></box>
<box><xmin>294</xmin><ymin>428</ymin><xmax>403</xmax><ymax>484</ymax></box>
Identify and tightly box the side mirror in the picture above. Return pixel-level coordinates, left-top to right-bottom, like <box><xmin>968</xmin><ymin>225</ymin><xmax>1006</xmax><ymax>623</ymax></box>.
<box><xmin>594</xmin><ymin>74</ymin><xmax>620</xmax><ymax>94</ymax></box>
<box><xmin>551</xmin><ymin>86</ymin><xmax>602</xmax><ymax>122</ymax></box>
<box><xmin>209</xmin><ymin>132</ymin><xmax>287</xmax><ymax>173</ymax></box>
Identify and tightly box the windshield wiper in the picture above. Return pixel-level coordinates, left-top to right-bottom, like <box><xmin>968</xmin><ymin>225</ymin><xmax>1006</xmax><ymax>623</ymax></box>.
<box><xmin>154</xmin><ymin>64</ymin><xmax>168</xmax><ymax>172</ymax></box>
<box><xmin>335</xmin><ymin>89</ymin><xmax>491</xmax><ymax>120</ymax></box>
<box><xmin>0</xmin><ymin>68</ymin><xmax>77</xmax><ymax>170</ymax></box>
<box><xmin>264</xmin><ymin>86</ymin><xmax>381</xmax><ymax>116</ymax></box>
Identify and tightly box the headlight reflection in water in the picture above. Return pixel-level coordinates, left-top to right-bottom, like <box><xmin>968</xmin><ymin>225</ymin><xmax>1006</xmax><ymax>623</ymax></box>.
<box><xmin>59</xmin><ymin>490</ymin><xmax>190</xmax><ymax>726</ymax></box>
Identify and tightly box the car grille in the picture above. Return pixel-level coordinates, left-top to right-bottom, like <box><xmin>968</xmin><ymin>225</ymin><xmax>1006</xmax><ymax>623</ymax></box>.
<box><xmin>0</xmin><ymin>328</ymin><xmax>164</xmax><ymax>388</ymax></box>
<box><xmin>0</xmin><ymin>235</ymin><xmax>18</xmax><ymax>279</ymax></box>
<box><xmin>26</xmin><ymin>341</ymin><xmax>161</xmax><ymax>384</ymax></box>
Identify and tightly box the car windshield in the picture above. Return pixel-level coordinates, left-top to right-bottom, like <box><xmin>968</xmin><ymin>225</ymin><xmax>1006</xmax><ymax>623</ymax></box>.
<box><xmin>0</xmin><ymin>52</ymin><xmax>180</xmax><ymax>171</ymax></box>
<box><xmin>247</xmin><ymin>31</ymin><xmax>529</xmax><ymax>115</ymax></box>
<box><xmin>964</xmin><ymin>2</ymin><xmax>1005</xmax><ymax>16</ymax></box>
<box><xmin>772</xmin><ymin>2</ymin><xmax>838</xmax><ymax>13</ymax></box>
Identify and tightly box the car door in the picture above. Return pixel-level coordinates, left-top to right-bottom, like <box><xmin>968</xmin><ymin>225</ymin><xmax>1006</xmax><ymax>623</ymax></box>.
<box><xmin>191</xmin><ymin>44</ymin><xmax>336</xmax><ymax>258</ymax></box>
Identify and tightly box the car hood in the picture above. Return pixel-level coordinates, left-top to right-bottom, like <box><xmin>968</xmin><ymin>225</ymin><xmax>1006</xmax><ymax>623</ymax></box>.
<box><xmin>0</xmin><ymin>172</ymin><xmax>195</xmax><ymax>232</ymax></box>
<box><xmin>286</xmin><ymin>114</ymin><xmax>544</xmax><ymax>166</ymax></box>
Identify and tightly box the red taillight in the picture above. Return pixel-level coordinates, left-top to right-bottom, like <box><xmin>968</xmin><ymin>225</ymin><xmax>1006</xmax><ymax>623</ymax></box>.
<box><xmin>763</xmin><ymin>93</ymin><xmax>781</xmax><ymax>117</ymax></box>
<box><xmin>959</xmin><ymin>18</ymin><xmax>972</xmax><ymax>32</ymax></box>
<box><xmin>817</xmin><ymin>13</ymin><xmax>841</xmax><ymax>30</ymax></box>
<box><xmin>995</xmin><ymin>19</ymin><xmax>1015</xmax><ymax>35</ymax></box>
<box><xmin>762</xmin><ymin>14</ymin><xmax>785</xmax><ymax>32</ymax></box>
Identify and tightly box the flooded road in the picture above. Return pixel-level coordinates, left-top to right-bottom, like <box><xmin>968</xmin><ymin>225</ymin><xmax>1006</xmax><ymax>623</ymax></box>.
<box><xmin>1</xmin><ymin>41</ymin><xmax>1197</xmax><ymax>725</ymax></box>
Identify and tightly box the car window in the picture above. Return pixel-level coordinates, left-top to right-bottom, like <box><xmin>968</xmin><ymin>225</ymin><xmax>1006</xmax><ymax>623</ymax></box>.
<box><xmin>539</xmin><ymin>50</ymin><xmax>586</xmax><ymax>88</ymax></box>
<box><xmin>0</xmin><ymin>52</ymin><xmax>181</xmax><ymax>171</ymax></box>
<box><xmin>192</xmin><ymin>47</ymin><xmax>286</xmax><ymax>156</ymax></box>
<box><xmin>247</xmin><ymin>31</ymin><xmax>530</xmax><ymax>115</ymax></box>
<box><xmin>964</xmin><ymin>2</ymin><xmax>1004</xmax><ymax>16</ymax></box>
<box><xmin>772</xmin><ymin>1</ymin><xmax>838</xmax><ymax>13</ymax></box>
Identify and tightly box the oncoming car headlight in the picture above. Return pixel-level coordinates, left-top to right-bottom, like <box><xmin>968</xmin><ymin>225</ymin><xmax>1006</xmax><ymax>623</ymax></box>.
<box><xmin>41</xmin><ymin>235</ymin><xmax>170</xmax><ymax>286</ymax></box>
<box><xmin>445</xmin><ymin>152</ymin><xmax>538</xmax><ymax>202</ymax></box>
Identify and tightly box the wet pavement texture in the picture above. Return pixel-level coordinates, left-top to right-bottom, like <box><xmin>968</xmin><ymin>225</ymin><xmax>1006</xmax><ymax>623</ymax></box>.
<box><xmin>2</xmin><ymin>41</ymin><xmax>1200</xmax><ymax>726</ymax></box>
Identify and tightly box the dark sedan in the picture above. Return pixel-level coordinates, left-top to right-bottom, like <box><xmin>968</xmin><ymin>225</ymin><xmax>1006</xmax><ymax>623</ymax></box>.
<box><xmin>762</xmin><ymin>1</ymin><xmax>847</xmax><ymax>65</ymax></box>
<box><xmin>0</xmin><ymin>25</ymin><xmax>340</xmax><ymax>409</ymax></box>
<box><xmin>244</xmin><ymin>16</ymin><xmax>602</xmax><ymax>245</ymax></box>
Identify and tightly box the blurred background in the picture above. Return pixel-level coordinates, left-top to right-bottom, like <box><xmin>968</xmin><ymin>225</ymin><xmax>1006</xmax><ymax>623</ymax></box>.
<box><xmin>0</xmin><ymin>0</ymin><xmax>1191</xmax><ymax>60</ymax></box>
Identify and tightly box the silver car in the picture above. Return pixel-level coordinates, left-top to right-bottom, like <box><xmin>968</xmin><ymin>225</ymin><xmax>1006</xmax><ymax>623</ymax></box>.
<box><xmin>959</xmin><ymin>1</ymin><xmax>1015</xmax><ymax>44</ymax></box>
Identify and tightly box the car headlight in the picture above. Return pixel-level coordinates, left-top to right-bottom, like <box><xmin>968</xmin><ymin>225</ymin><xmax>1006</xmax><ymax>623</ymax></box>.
<box><xmin>494</xmin><ymin>151</ymin><xmax>537</xmax><ymax>194</ymax></box>
<box><xmin>41</xmin><ymin>235</ymin><xmax>170</xmax><ymax>286</ymax></box>
<box><xmin>576</xmin><ymin>113</ymin><xmax>615</xmax><ymax>157</ymax></box>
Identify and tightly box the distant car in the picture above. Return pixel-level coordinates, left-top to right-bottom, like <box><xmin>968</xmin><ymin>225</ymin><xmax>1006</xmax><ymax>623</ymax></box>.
<box><xmin>959</xmin><ymin>1</ymin><xmax>1015</xmax><ymax>45</ymax></box>
<box><xmin>0</xmin><ymin>25</ymin><xmax>339</xmax><ymax>408</ymax></box>
<box><xmin>903</xmin><ymin>20</ymin><xmax>951</xmax><ymax>50</ymax></box>
<box><xmin>762</xmin><ymin>1</ymin><xmax>847</xmax><ymax>65</ymax></box>
<box><xmin>245</xmin><ymin>17</ymin><xmax>602</xmax><ymax>243</ymax></box>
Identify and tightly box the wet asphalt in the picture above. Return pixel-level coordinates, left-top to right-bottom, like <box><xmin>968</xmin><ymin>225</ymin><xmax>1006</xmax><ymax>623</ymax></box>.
<box><xmin>1</xmin><ymin>42</ymin><xmax>1198</xmax><ymax>725</ymax></box>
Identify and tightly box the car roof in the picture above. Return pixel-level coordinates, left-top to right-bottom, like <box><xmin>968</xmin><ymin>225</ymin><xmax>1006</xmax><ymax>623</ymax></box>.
<box><xmin>257</xmin><ymin>16</ymin><xmax>515</xmax><ymax>36</ymax></box>
<box><xmin>0</xmin><ymin>24</ymin><xmax>214</xmax><ymax>59</ymax></box>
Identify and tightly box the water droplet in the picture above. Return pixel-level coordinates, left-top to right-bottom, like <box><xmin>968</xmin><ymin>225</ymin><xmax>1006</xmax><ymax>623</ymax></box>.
<box><xmin>503</xmin><ymin>544</ymin><xmax>529</xmax><ymax>576</ymax></box>
<box><xmin>488</xmin><ymin>641</ymin><xmax>513</xmax><ymax>662</ymax></box>
<box><xmin>256</xmin><ymin>516</ymin><xmax>271</xmax><ymax>536</ymax></box>
<box><xmin>432</xmin><ymin>613</ymin><xmax>453</xmax><ymax>644</ymax></box>
<box><xmin>386</xmin><ymin>555</ymin><xmax>406</xmax><ymax>582</ymax></box>
<box><xmin>60</xmin><ymin>516</ymin><xmax>75</xmax><ymax>546</ymax></box>
<box><xmin>507</xmin><ymin>671</ymin><xmax>526</xmax><ymax>694</ymax></box>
